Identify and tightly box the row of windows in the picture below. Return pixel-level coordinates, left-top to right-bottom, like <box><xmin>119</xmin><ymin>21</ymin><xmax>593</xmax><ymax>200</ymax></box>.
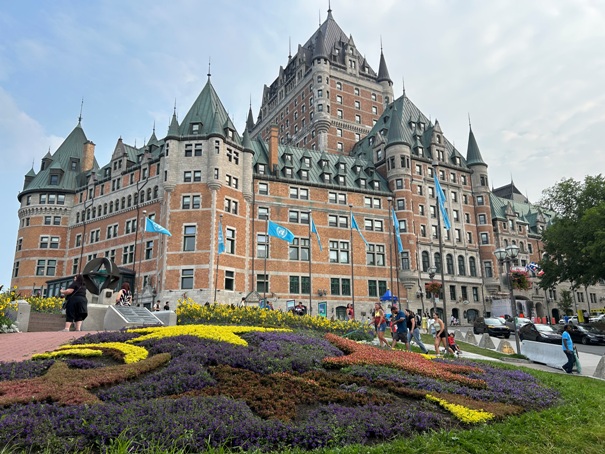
<box><xmin>26</xmin><ymin>193</ymin><xmax>66</xmax><ymax>206</ymax></box>
<box><xmin>421</xmin><ymin>251</ymin><xmax>485</xmax><ymax>277</ymax></box>
<box><xmin>74</xmin><ymin>216</ymin><xmax>150</xmax><ymax>248</ymax></box>
<box><xmin>75</xmin><ymin>186</ymin><xmax>160</xmax><ymax>223</ymax></box>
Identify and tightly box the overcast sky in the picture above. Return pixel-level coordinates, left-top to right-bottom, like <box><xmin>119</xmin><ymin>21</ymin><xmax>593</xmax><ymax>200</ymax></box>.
<box><xmin>1</xmin><ymin>0</ymin><xmax>604</xmax><ymax>286</ymax></box>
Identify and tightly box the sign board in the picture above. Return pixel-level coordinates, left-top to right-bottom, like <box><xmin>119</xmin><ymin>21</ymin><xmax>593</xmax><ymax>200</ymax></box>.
<box><xmin>104</xmin><ymin>306</ymin><xmax>163</xmax><ymax>331</ymax></box>
<box><xmin>286</xmin><ymin>299</ymin><xmax>296</xmax><ymax>311</ymax></box>
<box><xmin>318</xmin><ymin>302</ymin><xmax>327</xmax><ymax>317</ymax></box>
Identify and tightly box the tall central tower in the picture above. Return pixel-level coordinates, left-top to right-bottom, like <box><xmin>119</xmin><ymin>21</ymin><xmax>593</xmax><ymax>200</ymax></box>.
<box><xmin>251</xmin><ymin>7</ymin><xmax>393</xmax><ymax>156</ymax></box>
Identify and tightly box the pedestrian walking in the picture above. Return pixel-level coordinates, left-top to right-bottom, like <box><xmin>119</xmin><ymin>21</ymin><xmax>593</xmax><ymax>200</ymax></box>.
<box><xmin>390</xmin><ymin>306</ymin><xmax>409</xmax><ymax>350</ymax></box>
<box><xmin>561</xmin><ymin>324</ymin><xmax>576</xmax><ymax>373</ymax></box>
<box><xmin>60</xmin><ymin>274</ymin><xmax>88</xmax><ymax>332</ymax></box>
<box><xmin>373</xmin><ymin>303</ymin><xmax>390</xmax><ymax>348</ymax></box>
<box><xmin>433</xmin><ymin>313</ymin><xmax>454</xmax><ymax>356</ymax></box>
<box><xmin>405</xmin><ymin>308</ymin><xmax>428</xmax><ymax>354</ymax></box>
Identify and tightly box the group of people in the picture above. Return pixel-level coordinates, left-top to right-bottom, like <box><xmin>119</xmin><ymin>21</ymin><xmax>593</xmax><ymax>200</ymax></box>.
<box><xmin>371</xmin><ymin>302</ymin><xmax>462</xmax><ymax>356</ymax></box>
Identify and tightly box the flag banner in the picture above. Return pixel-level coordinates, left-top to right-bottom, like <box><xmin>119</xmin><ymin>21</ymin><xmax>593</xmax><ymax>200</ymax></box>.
<box><xmin>267</xmin><ymin>220</ymin><xmax>295</xmax><ymax>243</ymax></box>
<box><xmin>217</xmin><ymin>219</ymin><xmax>225</xmax><ymax>254</ymax></box>
<box><xmin>145</xmin><ymin>217</ymin><xmax>172</xmax><ymax>236</ymax></box>
<box><xmin>351</xmin><ymin>212</ymin><xmax>369</xmax><ymax>247</ymax></box>
<box><xmin>433</xmin><ymin>173</ymin><xmax>451</xmax><ymax>230</ymax></box>
<box><xmin>391</xmin><ymin>209</ymin><xmax>404</xmax><ymax>253</ymax></box>
<box><xmin>310</xmin><ymin>216</ymin><xmax>323</xmax><ymax>251</ymax></box>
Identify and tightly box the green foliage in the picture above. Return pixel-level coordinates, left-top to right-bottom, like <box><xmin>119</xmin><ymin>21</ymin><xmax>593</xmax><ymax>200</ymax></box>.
<box><xmin>538</xmin><ymin>175</ymin><xmax>605</xmax><ymax>289</ymax></box>
<box><xmin>558</xmin><ymin>290</ymin><xmax>574</xmax><ymax>315</ymax></box>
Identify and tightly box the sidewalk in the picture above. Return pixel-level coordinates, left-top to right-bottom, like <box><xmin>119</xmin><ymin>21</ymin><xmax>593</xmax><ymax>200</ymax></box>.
<box><xmin>0</xmin><ymin>331</ymin><xmax>94</xmax><ymax>363</ymax></box>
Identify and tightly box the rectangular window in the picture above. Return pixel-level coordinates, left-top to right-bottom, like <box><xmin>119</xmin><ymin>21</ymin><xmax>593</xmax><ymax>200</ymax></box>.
<box><xmin>181</xmin><ymin>269</ymin><xmax>194</xmax><ymax>289</ymax></box>
<box><xmin>145</xmin><ymin>240</ymin><xmax>153</xmax><ymax>259</ymax></box>
<box><xmin>258</xmin><ymin>207</ymin><xmax>269</xmax><ymax>220</ymax></box>
<box><xmin>226</xmin><ymin>227</ymin><xmax>235</xmax><ymax>254</ymax></box>
<box><xmin>183</xmin><ymin>225</ymin><xmax>196</xmax><ymax>251</ymax></box>
<box><xmin>480</xmin><ymin>232</ymin><xmax>489</xmax><ymax>244</ymax></box>
<box><xmin>256</xmin><ymin>274</ymin><xmax>268</xmax><ymax>293</ymax></box>
<box><xmin>257</xmin><ymin>233</ymin><xmax>268</xmax><ymax>258</ymax></box>
<box><xmin>184</xmin><ymin>171</ymin><xmax>192</xmax><ymax>182</ymax></box>
<box><xmin>289</xmin><ymin>238</ymin><xmax>310</xmax><ymax>261</ymax></box>
<box><xmin>258</xmin><ymin>182</ymin><xmax>268</xmax><ymax>195</ymax></box>
<box><xmin>329</xmin><ymin>241</ymin><xmax>350</xmax><ymax>264</ymax></box>
<box><xmin>182</xmin><ymin>196</ymin><xmax>191</xmax><ymax>209</ymax></box>
<box><xmin>366</xmin><ymin>244</ymin><xmax>385</xmax><ymax>266</ymax></box>
<box><xmin>224</xmin><ymin>270</ymin><xmax>235</xmax><ymax>291</ymax></box>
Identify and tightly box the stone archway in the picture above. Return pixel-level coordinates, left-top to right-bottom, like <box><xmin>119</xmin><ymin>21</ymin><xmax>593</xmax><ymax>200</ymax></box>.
<box><xmin>465</xmin><ymin>308</ymin><xmax>479</xmax><ymax>323</ymax></box>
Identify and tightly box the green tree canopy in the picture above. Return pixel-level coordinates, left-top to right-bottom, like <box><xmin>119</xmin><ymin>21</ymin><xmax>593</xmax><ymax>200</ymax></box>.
<box><xmin>538</xmin><ymin>175</ymin><xmax>605</xmax><ymax>289</ymax></box>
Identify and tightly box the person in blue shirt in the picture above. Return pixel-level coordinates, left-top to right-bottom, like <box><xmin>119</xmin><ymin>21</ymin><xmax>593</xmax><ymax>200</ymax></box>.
<box><xmin>561</xmin><ymin>324</ymin><xmax>575</xmax><ymax>373</ymax></box>
<box><xmin>390</xmin><ymin>306</ymin><xmax>409</xmax><ymax>350</ymax></box>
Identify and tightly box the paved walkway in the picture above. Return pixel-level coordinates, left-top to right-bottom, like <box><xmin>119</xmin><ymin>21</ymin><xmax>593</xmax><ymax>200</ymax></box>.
<box><xmin>0</xmin><ymin>331</ymin><xmax>95</xmax><ymax>363</ymax></box>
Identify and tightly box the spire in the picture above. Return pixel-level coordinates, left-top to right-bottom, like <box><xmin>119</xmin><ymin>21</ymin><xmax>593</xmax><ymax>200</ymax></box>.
<box><xmin>242</xmin><ymin>127</ymin><xmax>253</xmax><ymax>152</ymax></box>
<box><xmin>167</xmin><ymin>103</ymin><xmax>180</xmax><ymax>137</ymax></box>
<box><xmin>386</xmin><ymin>105</ymin><xmax>407</xmax><ymax>147</ymax></box>
<box><xmin>78</xmin><ymin>97</ymin><xmax>84</xmax><ymax>125</ymax></box>
<box><xmin>327</xmin><ymin>0</ymin><xmax>334</xmax><ymax>20</ymax></box>
<box><xmin>402</xmin><ymin>76</ymin><xmax>406</xmax><ymax>97</ymax></box>
<box><xmin>246</xmin><ymin>98</ymin><xmax>255</xmax><ymax>132</ymax></box>
<box><xmin>466</xmin><ymin>123</ymin><xmax>487</xmax><ymax>167</ymax></box>
<box><xmin>207</xmin><ymin>57</ymin><xmax>211</xmax><ymax>81</ymax></box>
<box><xmin>288</xmin><ymin>37</ymin><xmax>292</xmax><ymax>60</ymax></box>
<box><xmin>313</xmin><ymin>28</ymin><xmax>328</xmax><ymax>60</ymax></box>
<box><xmin>377</xmin><ymin>44</ymin><xmax>392</xmax><ymax>84</ymax></box>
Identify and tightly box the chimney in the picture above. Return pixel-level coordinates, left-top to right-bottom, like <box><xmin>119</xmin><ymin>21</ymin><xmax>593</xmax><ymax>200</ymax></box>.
<box><xmin>82</xmin><ymin>140</ymin><xmax>96</xmax><ymax>172</ymax></box>
<box><xmin>269</xmin><ymin>124</ymin><xmax>279</xmax><ymax>174</ymax></box>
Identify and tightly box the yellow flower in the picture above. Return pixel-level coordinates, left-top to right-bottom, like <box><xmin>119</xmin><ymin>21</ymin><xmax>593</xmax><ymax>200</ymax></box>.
<box><xmin>425</xmin><ymin>394</ymin><xmax>495</xmax><ymax>424</ymax></box>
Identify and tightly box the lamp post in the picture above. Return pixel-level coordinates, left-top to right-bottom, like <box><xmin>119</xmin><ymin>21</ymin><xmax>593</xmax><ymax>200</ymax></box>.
<box><xmin>494</xmin><ymin>244</ymin><xmax>521</xmax><ymax>354</ymax></box>
<box><xmin>428</xmin><ymin>265</ymin><xmax>438</xmax><ymax>314</ymax></box>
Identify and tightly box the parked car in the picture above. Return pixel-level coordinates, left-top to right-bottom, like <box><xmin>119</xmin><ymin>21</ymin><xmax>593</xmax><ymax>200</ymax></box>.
<box><xmin>502</xmin><ymin>317</ymin><xmax>532</xmax><ymax>332</ymax></box>
<box><xmin>557</xmin><ymin>324</ymin><xmax>605</xmax><ymax>345</ymax></box>
<box><xmin>589</xmin><ymin>314</ymin><xmax>605</xmax><ymax>323</ymax></box>
<box><xmin>473</xmin><ymin>317</ymin><xmax>511</xmax><ymax>338</ymax></box>
<box><xmin>518</xmin><ymin>323</ymin><xmax>562</xmax><ymax>344</ymax></box>
<box><xmin>558</xmin><ymin>316</ymin><xmax>579</xmax><ymax>324</ymax></box>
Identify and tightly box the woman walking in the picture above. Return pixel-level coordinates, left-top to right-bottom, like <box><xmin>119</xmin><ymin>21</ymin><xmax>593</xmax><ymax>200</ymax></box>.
<box><xmin>432</xmin><ymin>313</ymin><xmax>454</xmax><ymax>356</ymax></box>
<box><xmin>60</xmin><ymin>274</ymin><xmax>88</xmax><ymax>331</ymax></box>
<box><xmin>373</xmin><ymin>302</ymin><xmax>390</xmax><ymax>348</ymax></box>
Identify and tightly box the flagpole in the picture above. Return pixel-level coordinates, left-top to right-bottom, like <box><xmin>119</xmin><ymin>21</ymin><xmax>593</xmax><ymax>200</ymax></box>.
<box><xmin>387</xmin><ymin>197</ymin><xmax>394</xmax><ymax>307</ymax></box>
<box><xmin>308</xmin><ymin>211</ymin><xmax>313</xmax><ymax>315</ymax></box>
<box><xmin>349</xmin><ymin>204</ymin><xmax>355</xmax><ymax>316</ymax></box>
<box><xmin>213</xmin><ymin>214</ymin><xmax>222</xmax><ymax>303</ymax></box>
<box><xmin>136</xmin><ymin>210</ymin><xmax>147</xmax><ymax>305</ymax></box>
<box><xmin>433</xmin><ymin>161</ymin><xmax>448</xmax><ymax>331</ymax></box>
<box><xmin>264</xmin><ymin>218</ymin><xmax>268</xmax><ymax>303</ymax></box>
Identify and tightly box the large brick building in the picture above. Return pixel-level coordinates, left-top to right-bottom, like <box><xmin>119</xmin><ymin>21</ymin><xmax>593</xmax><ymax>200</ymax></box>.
<box><xmin>11</xmin><ymin>8</ymin><xmax>603</xmax><ymax>321</ymax></box>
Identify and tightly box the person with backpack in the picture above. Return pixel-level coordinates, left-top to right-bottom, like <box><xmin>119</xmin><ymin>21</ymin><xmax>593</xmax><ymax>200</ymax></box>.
<box><xmin>390</xmin><ymin>305</ymin><xmax>408</xmax><ymax>349</ymax></box>
<box><xmin>405</xmin><ymin>308</ymin><xmax>429</xmax><ymax>354</ymax></box>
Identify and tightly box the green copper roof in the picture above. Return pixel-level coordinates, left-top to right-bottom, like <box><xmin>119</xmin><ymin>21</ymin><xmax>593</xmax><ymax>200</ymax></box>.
<box><xmin>20</xmin><ymin>122</ymin><xmax>98</xmax><ymax>198</ymax></box>
<box><xmin>489</xmin><ymin>192</ymin><xmax>555</xmax><ymax>234</ymax></box>
<box><xmin>251</xmin><ymin>139</ymin><xmax>389</xmax><ymax>192</ymax></box>
<box><xmin>177</xmin><ymin>78</ymin><xmax>241</xmax><ymax>144</ymax></box>
<box><xmin>466</xmin><ymin>127</ymin><xmax>486</xmax><ymax>166</ymax></box>
<box><xmin>351</xmin><ymin>95</ymin><xmax>464</xmax><ymax>167</ymax></box>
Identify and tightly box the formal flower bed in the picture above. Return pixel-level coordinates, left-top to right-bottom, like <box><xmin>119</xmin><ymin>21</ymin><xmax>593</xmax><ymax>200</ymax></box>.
<box><xmin>0</xmin><ymin>325</ymin><xmax>560</xmax><ymax>452</ymax></box>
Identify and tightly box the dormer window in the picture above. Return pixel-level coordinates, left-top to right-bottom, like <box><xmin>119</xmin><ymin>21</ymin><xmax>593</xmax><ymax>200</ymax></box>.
<box><xmin>257</xmin><ymin>164</ymin><xmax>266</xmax><ymax>175</ymax></box>
<box><xmin>49</xmin><ymin>174</ymin><xmax>60</xmax><ymax>185</ymax></box>
<box><xmin>303</xmin><ymin>157</ymin><xmax>311</xmax><ymax>167</ymax></box>
<box><xmin>70</xmin><ymin>159</ymin><xmax>79</xmax><ymax>171</ymax></box>
<box><xmin>410</xmin><ymin>121</ymin><xmax>416</xmax><ymax>129</ymax></box>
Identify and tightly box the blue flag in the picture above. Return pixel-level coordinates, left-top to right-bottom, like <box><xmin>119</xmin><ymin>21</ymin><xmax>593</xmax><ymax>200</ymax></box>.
<box><xmin>433</xmin><ymin>173</ymin><xmax>451</xmax><ymax>230</ymax></box>
<box><xmin>145</xmin><ymin>217</ymin><xmax>172</xmax><ymax>236</ymax></box>
<box><xmin>310</xmin><ymin>216</ymin><xmax>323</xmax><ymax>251</ymax></box>
<box><xmin>351</xmin><ymin>212</ymin><xmax>369</xmax><ymax>247</ymax></box>
<box><xmin>267</xmin><ymin>220</ymin><xmax>295</xmax><ymax>243</ymax></box>
<box><xmin>217</xmin><ymin>218</ymin><xmax>225</xmax><ymax>254</ymax></box>
<box><xmin>391</xmin><ymin>209</ymin><xmax>404</xmax><ymax>253</ymax></box>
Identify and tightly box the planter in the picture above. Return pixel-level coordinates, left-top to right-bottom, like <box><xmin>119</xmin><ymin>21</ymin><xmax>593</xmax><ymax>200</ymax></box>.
<box><xmin>27</xmin><ymin>312</ymin><xmax>65</xmax><ymax>332</ymax></box>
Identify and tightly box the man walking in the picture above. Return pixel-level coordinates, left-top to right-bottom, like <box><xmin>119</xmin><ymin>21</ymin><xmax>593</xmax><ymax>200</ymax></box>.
<box><xmin>405</xmin><ymin>308</ymin><xmax>429</xmax><ymax>354</ymax></box>
<box><xmin>561</xmin><ymin>324</ymin><xmax>576</xmax><ymax>373</ymax></box>
<box><xmin>390</xmin><ymin>306</ymin><xmax>409</xmax><ymax>350</ymax></box>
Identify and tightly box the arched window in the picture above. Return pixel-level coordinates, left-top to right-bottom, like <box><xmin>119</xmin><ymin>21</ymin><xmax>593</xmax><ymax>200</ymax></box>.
<box><xmin>121</xmin><ymin>197</ymin><xmax>125</xmax><ymax>209</ymax></box>
<box><xmin>421</xmin><ymin>251</ymin><xmax>430</xmax><ymax>272</ymax></box>
<box><xmin>109</xmin><ymin>201</ymin><xmax>113</xmax><ymax>213</ymax></box>
<box><xmin>446</xmin><ymin>254</ymin><xmax>454</xmax><ymax>274</ymax></box>
<box><xmin>434</xmin><ymin>252</ymin><xmax>442</xmax><ymax>273</ymax></box>
<box><xmin>458</xmin><ymin>255</ymin><xmax>466</xmax><ymax>276</ymax></box>
<box><xmin>147</xmin><ymin>188</ymin><xmax>152</xmax><ymax>200</ymax></box>
<box><xmin>153</xmin><ymin>186</ymin><xmax>158</xmax><ymax>199</ymax></box>
<box><xmin>139</xmin><ymin>191</ymin><xmax>144</xmax><ymax>203</ymax></box>
<box><xmin>127</xmin><ymin>195</ymin><xmax>132</xmax><ymax>207</ymax></box>
<box><xmin>469</xmin><ymin>257</ymin><xmax>477</xmax><ymax>277</ymax></box>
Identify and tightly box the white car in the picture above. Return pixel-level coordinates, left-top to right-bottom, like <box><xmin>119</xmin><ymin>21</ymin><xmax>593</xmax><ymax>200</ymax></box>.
<box><xmin>558</xmin><ymin>316</ymin><xmax>579</xmax><ymax>324</ymax></box>
<box><xmin>589</xmin><ymin>314</ymin><xmax>605</xmax><ymax>323</ymax></box>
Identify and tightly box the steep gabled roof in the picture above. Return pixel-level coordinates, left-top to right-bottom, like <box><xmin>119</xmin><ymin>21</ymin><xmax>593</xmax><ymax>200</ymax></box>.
<box><xmin>177</xmin><ymin>78</ymin><xmax>241</xmax><ymax>144</ymax></box>
<box><xmin>20</xmin><ymin>122</ymin><xmax>97</xmax><ymax>197</ymax></box>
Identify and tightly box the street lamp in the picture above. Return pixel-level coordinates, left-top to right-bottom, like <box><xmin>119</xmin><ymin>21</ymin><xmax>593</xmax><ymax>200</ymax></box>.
<box><xmin>494</xmin><ymin>244</ymin><xmax>521</xmax><ymax>354</ymax></box>
<box><xmin>428</xmin><ymin>265</ymin><xmax>438</xmax><ymax>314</ymax></box>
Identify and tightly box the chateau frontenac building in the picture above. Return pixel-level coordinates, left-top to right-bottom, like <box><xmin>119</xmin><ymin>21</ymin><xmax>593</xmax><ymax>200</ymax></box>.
<box><xmin>11</xmin><ymin>8</ymin><xmax>603</xmax><ymax>321</ymax></box>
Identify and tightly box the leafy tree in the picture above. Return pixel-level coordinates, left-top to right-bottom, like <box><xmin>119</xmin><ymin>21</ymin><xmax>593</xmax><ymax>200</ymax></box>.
<box><xmin>558</xmin><ymin>290</ymin><xmax>574</xmax><ymax>315</ymax></box>
<box><xmin>538</xmin><ymin>175</ymin><xmax>605</xmax><ymax>289</ymax></box>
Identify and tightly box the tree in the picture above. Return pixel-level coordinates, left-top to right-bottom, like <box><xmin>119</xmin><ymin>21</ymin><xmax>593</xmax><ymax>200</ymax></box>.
<box><xmin>538</xmin><ymin>175</ymin><xmax>605</xmax><ymax>289</ymax></box>
<box><xmin>558</xmin><ymin>290</ymin><xmax>574</xmax><ymax>316</ymax></box>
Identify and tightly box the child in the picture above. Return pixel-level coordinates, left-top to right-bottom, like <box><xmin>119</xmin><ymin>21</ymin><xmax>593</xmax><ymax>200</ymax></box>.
<box><xmin>447</xmin><ymin>332</ymin><xmax>462</xmax><ymax>356</ymax></box>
